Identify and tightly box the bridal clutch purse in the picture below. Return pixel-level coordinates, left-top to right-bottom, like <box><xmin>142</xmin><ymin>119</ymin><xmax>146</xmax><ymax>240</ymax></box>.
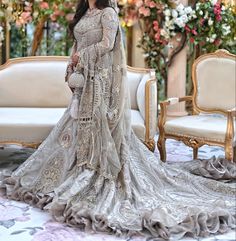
<box><xmin>68</xmin><ymin>71</ymin><xmax>85</xmax><ymax>88</ymax></box>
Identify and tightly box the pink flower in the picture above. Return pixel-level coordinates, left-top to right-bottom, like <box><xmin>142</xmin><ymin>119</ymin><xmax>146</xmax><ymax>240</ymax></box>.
<box><xmin>184</xmin><ymin>25</ymin><xmax>191</xmax><ymax>32</ymax></box>
<box><xmin>199</xmin><ymin>18</ymin><xmax>205</xmax><ymax>26</ymax></box>
<box><xmin>153</xmin><ymin>20</ymin><xmax>158</xmax><ymax>26</ymax></box>
<box><xmin>54</xmin><ymin>10</ymin><xmax>65</xmax><ymax>17</ymax></box>
<box><xmin>149</xmin><ymin>1</ymin><xmax>156</xmax><ymax>8</ymax></box>
<box><xmin>216</xmin><ymin>15</ymin><xmax>222</xmax><ymax>21</ymax></box>
<box><xmin>154</xmin><ymin>32</ymin><xmax>161</xmax><ymax>42</ymax></box>
<box><xmin>15</xmin><ymin>11</ymin><xmax>32</xmax><ymax>27</ymax></box>
<box><xmin>139</xmin><ymin>6</ymin><xmax>151</xmax><ymax>17</ymax></box>
<box><xmin>66</xmin><ymin>13</ymin><xmax>75</xmax><ymax>21</ymax></box>
<box><xmin>213</xmin><ymin>3</ymin><xmax>222</xmax><ymax>22</ymax></box>
<box><xmin>50</xmin><ymin>14</ymin><xmax>57</xmax><ymax>21</ymax></box>
<box><xmin>40</xmin><ymin>2</ymin><xmax>49</xmax><ymax>9</ymax></box>
<box><xmin>191</xmin><ymin>29</ymin><xmax>197</xmax><ymax>35</ymax></box>
<box><xmin>135</xmin><ymin>0</ymin><xmax>143</xmax><ymax>8</ymax></box>
<box><xmin>189</xmin><ymin>37</ymin><xmax>195</xmax><ymax>43</ymax></box>
<box><xmin>214</xmin><ymin>38</ymin><xmax>221</xmax><ymax>46</ymax></box>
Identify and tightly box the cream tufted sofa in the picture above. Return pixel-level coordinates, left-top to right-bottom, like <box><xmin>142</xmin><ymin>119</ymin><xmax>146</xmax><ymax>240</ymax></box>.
<box><xmin>158</xmin><ymin>49</ymin><xmax>236</xmax><ymax>161</ymax></box>
<box><xmin>0</xmin><ymin>56</ymin><xmax>157</xmax><ymax>151</ymax></box>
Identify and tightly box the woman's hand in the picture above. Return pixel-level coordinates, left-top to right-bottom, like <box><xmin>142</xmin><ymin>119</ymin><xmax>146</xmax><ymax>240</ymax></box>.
<box><xmin>72</xmin><ymin>53</ymin><xmax>79</xmax><ymax>67</ymax></box>
<box><xmin>70</xmin><ymin>87</ymin><xmax>75</xmax><ymax>93</ymax></box>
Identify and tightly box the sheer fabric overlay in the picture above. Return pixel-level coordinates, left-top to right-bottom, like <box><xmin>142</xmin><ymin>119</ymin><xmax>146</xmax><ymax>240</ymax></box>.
<box><xmin>0</xmin><ymin>7</ymin><xmax>235</xmax><ymax>241</ymax></box>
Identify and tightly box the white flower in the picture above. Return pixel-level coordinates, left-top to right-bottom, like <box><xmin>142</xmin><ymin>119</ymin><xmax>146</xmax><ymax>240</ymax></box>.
<box><xmin>165</xmin><ymin>20</ymin><xmax>173</xmax><ymax>28</ymax></box>
<box><xmin>185</xmin><ymin>6</ymin><xmax>193</xmax><ymax>14</ymax></box>
<box><xmin>210</xmin><ymin>0</ymin><xmax>217</xmax><ymax>5</ymax></box>
<box><xmin>172</xmin><ymin>9</ymin><xmax>178</xmax><ymax>18</ymax></box>
<box><xmin>204</xmin><ymin>12</ymin><xmax>209</xmax><ymax>19</ymax></box>
<box><xmin>165</xmin><ymin>16</ymin><xmax>170</xmax><ymax>21</ymax></box>
<box><xmin>212</xmin><ymin>34</ymin><xmax>217</xmax><ymax>39</ymax></box>
<box><xmin>221</xmin><ymin>6</ymin><xmax>225</xmax><ymax>11</ymax></box>
<box><xmin>175</xmin><ymin>17</ymin><xmax>185</xmax><ymax>28</ymax></box>
<box><xmin>196</xmin><ymin>3</ymin><xmax>201</xmax><ymax>10</ymax></box>
<box><xmin>179</xmin><ymin>14</ymin><xmax>188</xmax><ymax>23</ymax></box>
<box><xmin>222</xmin><ymin>24</ymin><xmax>231</xmax><ymax>35</ymax></box>
<box><xmin>167</xmin><ymin>43</ymin><xmax>174</xmax><ymax>48</ymax></box>
<box><xmin>25</xmin><ymin>1</ymin><xmax>30</xmax><ymax>6</ymax></box>
<box><xmin>176</xmin><ymin>3</ymin><xmax>185</xmax><ymax>12</ymax></box>
<box><xmin>208</xmin><ymin>34</ymin><xmax>217</xmax><ymax>43</ymax></box>
<box><xmin>160</xmin><ymin>29</ymin><xmax>167</xmax><ymax>36</ymax></box>
<box><xmin>199</xmin><ymin>10</ymin><xmax>203</xmax><ymax>16</ymax></box>
<box><xmin>0</xmin><ymin>26</ymin><xmax>4</xmax><ymax>47</ymax></box>
<box><xmin>6</xmin><ymin>6</ymin><xmax>13</xmax><ymax>12</ymax></box>
<box><xmin>208</xmin><ymin>18</ymin><xmax>213</xmax><ymax>26</ymax></box>
<box><xmin>164</xmin><ymin>9</ymin><xmax>171</xmax><ymax>16</ymax></box>
<box><xmin>33</xmin><ymin>11</ymin><xmax>39</xmax><ymax>19</ymax></box>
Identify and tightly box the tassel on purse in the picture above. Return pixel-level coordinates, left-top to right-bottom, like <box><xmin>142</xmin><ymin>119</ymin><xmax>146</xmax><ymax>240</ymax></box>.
<box><xmin>68</xmin><ymin>65</ymin><xmax>85</xmax><ymax>119</ymax></box>
<box><xmin>70</xmin><ymin>95</ymin><xmax>79</xmax><ymax>119</ymax></box>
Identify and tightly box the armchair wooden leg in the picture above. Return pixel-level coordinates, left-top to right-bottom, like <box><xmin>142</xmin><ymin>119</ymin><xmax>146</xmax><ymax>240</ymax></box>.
<box><xmin>157</xmin><ymin>136</ymin><xmax>167</xmax><ymax>162</ymax></box>
<box><xmin>144</xmin><ymin>139</ymin><xmax>155</xmax><ymax>152</ymax></box>
<box><xmin>233</xmin><ymin>145</ymin><xmax>236</xmax><ymax>162</ymax></box>
<box><xmin>193</xmin><ymin>147</ymin><xmax>198</xmax><ymax>159</ymax></box>
<box><xmin>225</xmin><ymin>142</ymin><xmax>233</xmax><ymax>161</ymax></box>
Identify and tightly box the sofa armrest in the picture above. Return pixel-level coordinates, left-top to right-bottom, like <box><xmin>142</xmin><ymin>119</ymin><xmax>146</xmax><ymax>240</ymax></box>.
<box><xmin>145</xmin><ymin>77</ymin><xmax>158</xmax><ymax>142</ymax></box>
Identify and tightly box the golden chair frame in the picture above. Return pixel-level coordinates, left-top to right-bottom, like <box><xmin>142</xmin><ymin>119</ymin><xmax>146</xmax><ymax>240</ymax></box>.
<box><xmin>158</xmin><ymin>49</ymin><xmax>236</xmax><ymax>162</ymax></box>
<box><xmin>0</xmin><ymin>57</ymin><xmax>157</xmax><ymax>151</ymax></box>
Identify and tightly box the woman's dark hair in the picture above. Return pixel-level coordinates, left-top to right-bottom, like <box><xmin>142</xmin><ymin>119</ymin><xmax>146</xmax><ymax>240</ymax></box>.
<box><xmin>69</xmin><ymin>0</ymin><xmax>111</xmax><ymax>39</ymax></box>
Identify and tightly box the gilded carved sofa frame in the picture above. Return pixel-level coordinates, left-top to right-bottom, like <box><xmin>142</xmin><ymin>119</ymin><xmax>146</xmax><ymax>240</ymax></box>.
<box><xmin>158</xmin><ymin>49</ymin><xmax>236</xmax><ymax>162</ymax></box>
<box><xmin>0</xmin><ymin>57</ymin><xmax>157</xmax><ymax>151</ymax></box>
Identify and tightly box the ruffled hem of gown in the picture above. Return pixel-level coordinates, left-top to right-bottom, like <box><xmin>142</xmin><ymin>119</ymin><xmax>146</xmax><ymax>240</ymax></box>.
<box><xmin>1</xmin><ymin>157</ymin><xmax>235</xmax><ymax>241</ymax></box>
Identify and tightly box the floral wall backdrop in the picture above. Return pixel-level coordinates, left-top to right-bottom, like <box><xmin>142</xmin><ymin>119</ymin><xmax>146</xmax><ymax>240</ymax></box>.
<box><xmin>0</xmin><ymin>0</ymin><xmax>235</xmax><ymax>99</ymax></box>
<box><xmin>120</xmin><ymin>0</ymin><xmax>236</xmax><ymax>98</ymax></box>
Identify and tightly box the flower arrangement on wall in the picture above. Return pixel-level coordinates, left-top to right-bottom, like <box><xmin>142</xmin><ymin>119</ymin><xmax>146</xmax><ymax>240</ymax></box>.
<box><xmin>119</xmin><ymin>0</ymin><xmax>236</xmax><ymax>97</ymax></box>
<box><xmin>0</xmin><ymin>0</ymin><xmax>77</xmax><ymax>56</ymax></box>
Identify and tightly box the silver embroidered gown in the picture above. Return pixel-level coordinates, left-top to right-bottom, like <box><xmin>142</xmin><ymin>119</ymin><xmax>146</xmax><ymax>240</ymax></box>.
<box><xmin>0</xmin><ymin>7</ymin><xmax>235</xmax><ymax>240</ymax></box>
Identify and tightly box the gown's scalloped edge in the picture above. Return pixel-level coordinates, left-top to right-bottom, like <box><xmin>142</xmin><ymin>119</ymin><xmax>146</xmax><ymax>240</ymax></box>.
<box><xmin>1</xmin><ymin>170</ymin><xmax>235</xmax><ymax>241</ymax></box>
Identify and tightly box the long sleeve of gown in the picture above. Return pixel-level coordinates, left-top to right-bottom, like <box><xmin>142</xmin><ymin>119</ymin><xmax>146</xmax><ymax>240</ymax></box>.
<box><xmin>65</xmin><ymin>41</ymin><xmax>77</xmax><ymax>82</ymax></box>
<box><xmin>77</xmin><ymin>8</ymin><xmax>119</xmax><ymax>71</ymax></box>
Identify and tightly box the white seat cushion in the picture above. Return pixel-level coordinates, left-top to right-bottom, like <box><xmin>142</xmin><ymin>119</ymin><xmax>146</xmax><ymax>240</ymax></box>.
<box><xmin>0</xmin><ymin>107</ymin><xmax>66</xmax><ymax>143</ymax></box>
<box><xmin>0</xmin><ymin>108</ymin><xmax>146</xmax><ymax>144</ymax></box>
<box><xmin>131</xmin><ymin>110</ymin><xmax>145</xmax><ymax>141</ymax></box>
<box><xmin>164</xmin><ymin>114</ymin><xmax>234</xmax><ymax>143</ymax></box>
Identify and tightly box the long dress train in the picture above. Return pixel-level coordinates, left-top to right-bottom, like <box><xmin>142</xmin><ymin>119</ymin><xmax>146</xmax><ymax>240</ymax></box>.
<box><xmin>0</xmin><ymin>7</ymin><xmax>235</xmax><ymax>241</ymax></box>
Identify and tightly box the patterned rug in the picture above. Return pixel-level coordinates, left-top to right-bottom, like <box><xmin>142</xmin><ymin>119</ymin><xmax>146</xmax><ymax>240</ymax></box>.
<box><xmin>0</xmin><ymin>138</ymin><xmax>235</xmax><ymax>241</ymax></box>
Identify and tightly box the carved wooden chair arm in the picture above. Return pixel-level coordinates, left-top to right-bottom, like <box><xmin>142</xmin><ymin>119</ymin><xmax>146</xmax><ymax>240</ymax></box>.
<box><xmin>227</xmin><ymin>107</ymin><xmax>236</xmax><ymax>117</ymax></box>
<box><xmin>158</xmin><ymin>96</ymin><xmax>192</xmax><ymax>129</ymax></box>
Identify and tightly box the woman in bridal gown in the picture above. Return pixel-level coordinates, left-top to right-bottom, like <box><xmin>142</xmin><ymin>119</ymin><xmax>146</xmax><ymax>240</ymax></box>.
<box><xmin>0</xmin><ymin>0</ymin><xmax>235</xmax><ymax>240</ymax></box>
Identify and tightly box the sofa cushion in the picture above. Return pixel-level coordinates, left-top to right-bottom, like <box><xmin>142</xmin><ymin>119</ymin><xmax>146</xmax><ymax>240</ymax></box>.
<box><xmin>127</xmin><ymin>71</ymin><xmax>142</xmax><ymax>110</ymax></box>
<box><xmin>0</xmin><ymin>107</ymin><xmax>66</xmax><ymax>143</ymax></box>
<box><xmin>164</xmin><ymin>114</ymin><xmax>233</xmax><ymax>143</ymax></box>
<box><xmin>0</xmin><ymin>108</ymin><xmax>146</xmax><ymax>144</ymax></box>
<box><xmin>131</xmin><ymin>109</ymin><xmax>145</xmax><ymax>141</ymax></box>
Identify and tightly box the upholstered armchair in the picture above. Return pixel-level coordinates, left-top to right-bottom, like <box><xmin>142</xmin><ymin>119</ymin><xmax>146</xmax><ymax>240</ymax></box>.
<box><xmin>158</xmin><ymin>49</ymin><xmax>236</xmax><ymax>161</ymax></box>
<box><xmin>126</xmin><ymin>66</ymin><xmax>157</xmax><ymax>151</ymax></box>
<box><xmin>0</xmin><ymin>57</ymin><xmax>158</xmax><ymax>151</ymax></box>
